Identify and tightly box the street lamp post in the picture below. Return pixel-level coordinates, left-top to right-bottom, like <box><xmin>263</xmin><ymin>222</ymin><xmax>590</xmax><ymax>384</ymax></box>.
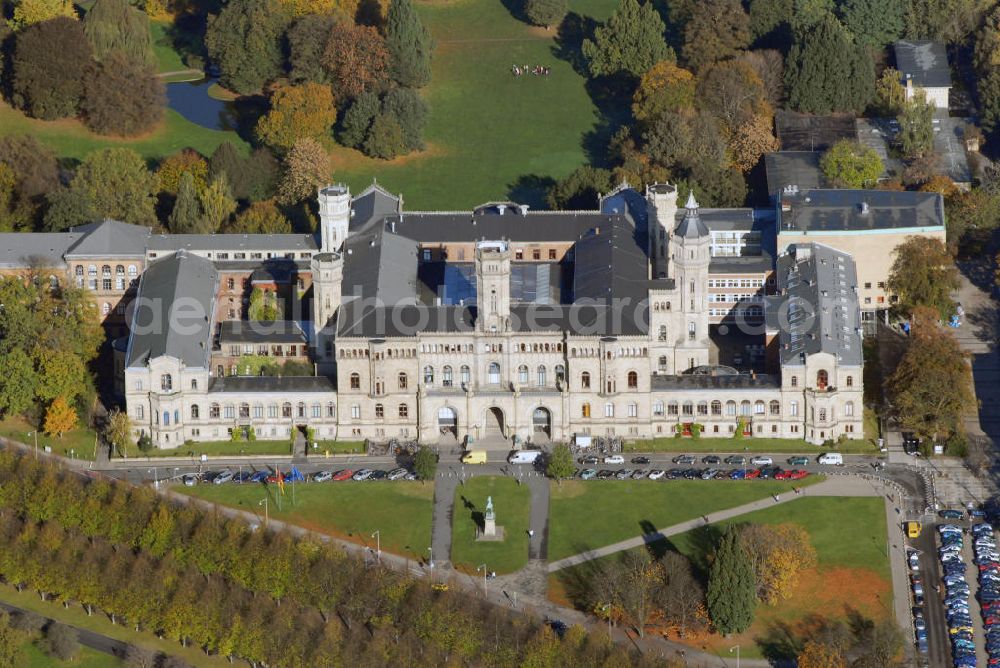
<box><xmin>477</xmin><ymin>564</ymin><xmax>488</xmax><ymax>597</ymax></box>
<box><xmin>26</xmin><ymin>431</ymin><xmax>37</xmax><ymax>459</ymax></box>
<box><xmin>371</xmin><ymin>530</ymin><xmax>381</xmax><ymax>564</ymax></box>
<box><xmin>148</xmin><ymin>468</ymin><xmax>158</xmax><ymax>487</ymax></box>
<box><xmin>427</xmin><ymin>547</ymin><xmax>434</xmax><ymax>569</ymax></box>
<box><xmin>259</xmin><ymin>497</ymin><xmax>268</xmax><ymax>527</ymax></box>
<box><xmin>730</xmin><ymin>644</ymin><xmax>740</xmax><ymax>668</ymax></box>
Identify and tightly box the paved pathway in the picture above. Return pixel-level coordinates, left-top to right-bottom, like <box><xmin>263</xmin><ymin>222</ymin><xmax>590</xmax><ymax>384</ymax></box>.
<box><xmin>548</xmin><ymin>476</ymin><xmax>883</xmax><ymax>572</ymax></box>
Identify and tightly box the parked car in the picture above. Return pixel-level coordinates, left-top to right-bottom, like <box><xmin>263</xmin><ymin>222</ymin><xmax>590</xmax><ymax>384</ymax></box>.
<box><xmin>787</xmin><ymin>470</ymin><xmax>810</xmax><ymax>480</ymax></box>
<box><xmin>787</xmin><ymin>456</ymin><xmax>809</xmax><ymax>466</ymax></box>
<box><xmin>313</xmin><ymin>470</ymin><xmax>334</xmax><ymax>483</ymax></box>
<box><xmin>580</xmin><ymin>468</ymin><xmax>597</xmax><ymax>480</ymax></box>
<box><xmin>387</xmin><ymin>468</ymin><xmax>409</xmax><ymax>481</ymax></box>
<box><xmin>332</xmin><ymin>469</ymin><xmax>354</xmax><ymax>481</ymax></box>
<box><xmin>182</xmin><ymin>474</ymin><xmax>197</xmax><ymax>486</ymax></box>
<box><xmin>370</xmin><ymin>470</ymin><xmax>388</xmax><ymax>480</ymax></box>
<box><xmin>940</xmin><ymin>509</ymin><xmax>966</xmax><ymax>519</ymax></box>
<box><xmin>604</xmin><ymin>455</ymin><xmax>624</xmax><ymax>465</ymax></box>
<box><xmin>730</xmin><ymin>469</ymin><xmax>747</xmax><ymax>480</ymax></box>
<box><xmin>701</xmin><ymin>468</ymin><xmax>719</xmax><ymax>480</ymax></box>
<box><xmin>631</xmin><ymin>456</ymin><xmax>650</xmax><ymax>465</ymax></box>
<box><xmin>579</xmin><ymin>455</ymin><xmax>599</xmax><ymax>465</ymax></box>
<box><xmin>615</xmin><ymin>469</ymin><xmax>631</xmax><ymax>480</ymax></box>
<box><xmin>597</xmin><ymin>470</ymin><xmax>615</xmax><ymax>479</ymax></box>
<box><xmin>631</xmin><ymin>469</ymin><xmax>648</xmax><ymax>480</ymax></box>
<box><xmin>701</xmin><ymin>455</ymin><xmax>721</xmax><ymax>465</ymax></box>
<box><xmin>352</xmin><ymin>469</ymin><xmax>374</xmax><ymax>481</ymax></box>
<box><xmin>648</xmin><ymin>470</ymin><xmax>665</xmax><ymax>480</ymax></box>
<box><xmin>750</xmin><ymin>456</ymin><xmax>773</xmax><ymax>466</ymax></box>
<box><xmin>249</xmin><ymin>470</ymin><xmax>269</xmax><ymax>483</ymax></box>
<box><xmin>744</xmin><ymin>468</ymin><xmax>762</xmax><ymax>479</ymax></box>
<box><xmin>672</xmin><ymin>455</ymin><xmax>696</xmax><ymax>465</ymax></box>
<box><xmin>725</xmin><ymin>455</ymin><xmax>747</xmax><ymax>466</ymax></box>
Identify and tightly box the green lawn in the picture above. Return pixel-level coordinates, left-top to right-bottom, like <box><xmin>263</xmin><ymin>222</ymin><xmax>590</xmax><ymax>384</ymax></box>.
<box><xmin>24</xmin><ymin>641</ymin><xmax>122</xmax><ymax>667</ymax></box>
<box><xmin>548</xmin><ymin>477</ymin><xmax>824</xmax><ymax>561</ymax></box>
<box><xmin>0</xmin><ymin>416</ymin><xmax>98</xmax><ymax>461</ymax></box>
<box><xmin>126</xmin><ymin>439</ymin><xmax>293</xmax><ymax>458</ymax></box>
<box><xmin>553</xmin><ymin>496</ymin><xmax>891</xmax><ymax>661</ymax></box>
<box><xmin>0</xmin><ymin>103</ymin><xmax>248</xmax><ymax>164</ymax></box>
<box><xmin>0</xmin><ymin>582</ymin><xmax>229</xmax><ymax>666</ymax></box>
<box><xmin>327</xmin><ymin>0</ymin><xmax>619</xmax><ymax>209</ymax></box>
<box><xmin>625</xmin><ymin>436</ymin><xmax>879</xmax><ymax>455</ymax></box>
<box><xmin>181</xmin><ymin>480</ymin><xmax>434</xmax><ymax>557</ymax></box>
<box><xmin>450</xmin><ymin>476</ymin><xmax>531</xmax><ymax>574</ymax></box>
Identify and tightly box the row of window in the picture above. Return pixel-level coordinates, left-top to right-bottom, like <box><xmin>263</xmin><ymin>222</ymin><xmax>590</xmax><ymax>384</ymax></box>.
<box><xmin>136</xmin><ymin>401</ymin><xmax>337</xmax><ymax>423</ymax></box>
<box><xmin>789</xmin><ymin>371</ymin><xmax>853</xmax><ymax>389</ymax></box>
<box><xmin>578</xmin><ymin>399</ymin><xmax>856</xmax><ymax>420</ymax></box>
<box><xmin>74</xmin><ymin>264</ymin><xmax>138</xmax><ymax>291</ymax></box>
<box><xmin>707</xmin><ymin>278</ymin><xmax>766</xmax><ymax>288</ymax></box>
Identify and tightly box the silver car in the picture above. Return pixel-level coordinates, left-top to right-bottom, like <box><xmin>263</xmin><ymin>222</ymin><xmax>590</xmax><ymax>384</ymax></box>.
<box><xmin>387</xmin><ymin>467</ymin><xmax>409</xmax><ymax>481</ymax></box>
<box><xmin>352</xmin><ymin>469</ymin><xmax>373</xmax><ymax>481</ymax></box>
<box><xmin>313</xmin><ymin>470</ymin><xmax>334</xmax><ymax>483</ymax></box>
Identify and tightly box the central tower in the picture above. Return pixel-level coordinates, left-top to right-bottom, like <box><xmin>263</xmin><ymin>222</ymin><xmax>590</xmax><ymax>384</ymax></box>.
<box><xmin>318</xmin><ymin>184</ymin><xmax>350</xmax><ymax>253</ymax></box>
<box><xmin>475</xmin><ymin>240</ymin><xmax>511</xmax><ymax>333</ymax></box>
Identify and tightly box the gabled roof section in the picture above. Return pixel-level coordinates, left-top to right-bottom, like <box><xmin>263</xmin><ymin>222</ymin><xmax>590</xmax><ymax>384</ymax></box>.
<box><xmin>349</xmin><ymin>181</ymin><xmax>402</xmax><ymax>233</ymax></box>
<box><xmin>0</xmin><ymin>232</ymin><xmax>83</xmax><ymax>268</ymax></box>
<box><xmin>125</xmin><ymin>250</ymin><xmax>218</xmax><ymax>368</ymax></box>
<box><xmin>341</xmin><ymin>222</ymin><xmax>418</xmax><ymax>305</ymax></box>
<box><xmin>572</xmin><ymin>217</ymin><xmax>651</xmax><ymax>306</ymax></box>
<box><xmin>769</xmin><ymin>243</ymin><xmax>862</xmax><ymax>367</ymax></box>
<box><xmin>894</xmin><ymin>40</ymin><xmax>951</xmax><ymax>89</ymax></box>
<box><xmin>66</xmin><ymin>219</ymin><xmax>150</xmax><ymax>257</ymax></box>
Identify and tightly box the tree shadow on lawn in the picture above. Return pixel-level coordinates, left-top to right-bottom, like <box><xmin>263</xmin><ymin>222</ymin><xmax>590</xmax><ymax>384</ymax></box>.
<box><xmin>498</xmin><ymin>0</ymin><xmax>529</xmax><ymax>24</ymax></box>
<box><xmin>506</xmin><ymin>174</ymin><xmax>556</xmax><ymax>208</ymax></box>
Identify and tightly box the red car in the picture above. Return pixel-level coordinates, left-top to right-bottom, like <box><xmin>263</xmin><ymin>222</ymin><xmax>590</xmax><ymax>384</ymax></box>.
<box><xmin>773</xmin><ymin>470</ymin><xmax>792</xmax><ymax>480</ymax></box>
<box><xmin>788</xmin><ymin>470</ymin><xmax>810</xmax><ymax>480</ymax></box>
<box><xmin>332</xmin><ymin>469</ymin><xmax>354</xmax><ymax>481</ymax></box>
<box><xmin>744</xmin><ymin>468</ymin><xmax>762</xmax><ymax>479</ymax></box>
<box><xmin>265</xmin><ymin>472</ymin><xmax>286</xmax><ymax>483</ymax></box>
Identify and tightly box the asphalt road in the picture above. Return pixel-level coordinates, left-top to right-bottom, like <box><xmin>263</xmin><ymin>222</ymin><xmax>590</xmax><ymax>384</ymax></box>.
<box><xmin>913</xmin><ymin>524</ymin><xmax>951</xmax><ymax>668</ymax></box>
<box><xmin>0</xmin><ymin>600</ymin><xmax>128</xmax><ymax>661</ymax></box>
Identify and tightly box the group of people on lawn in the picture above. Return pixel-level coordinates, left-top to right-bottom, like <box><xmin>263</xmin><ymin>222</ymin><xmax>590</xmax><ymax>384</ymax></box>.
<box><xmin>511</xmin><ymin>64</ymin><xmax>550</xmax><ymax>76</ymax></box>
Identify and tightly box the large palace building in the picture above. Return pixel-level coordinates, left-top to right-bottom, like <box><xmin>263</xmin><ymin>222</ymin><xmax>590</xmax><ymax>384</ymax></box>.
<box><xmin>0</xmin><ymin>181</ymin><xmax>945</xmax><ymax>449</ymax></box>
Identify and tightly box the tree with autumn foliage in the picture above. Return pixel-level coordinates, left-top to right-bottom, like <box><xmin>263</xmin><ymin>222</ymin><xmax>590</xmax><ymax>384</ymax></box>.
<box><xmin>44</xmin><ymin>398</ymin><xmax>77</xmax><ymax>438</ymax></box>
<box><xmin>102</xmin><ymin>409</ymin><xmax>133</xmax><ymax>458</ymax></box>
<box><xmin>656</xmin><ymin>551</ymin><xmax>706</xmax><ymax>637</ymax></box>
<box><xmin>681</xmin><ymin>0</ymin><xmax>750</xmax><ymax>73</ymax></box>
<box><xmin>230</xmin><ymin>199</ymin><xmax>292</xmax><ymax>234</ymax></box>
<box><xmin>886</xmin><ymin>236</ymin><xmax>958</xmax><ymax>318</ymax></box>
<box><xmin>632</xmin><ymin>60</ymin><xmax>696</xmax><ymax>124</ymax></box>
<box><xmin>7</xmin><ymin>0</ymin><xmax>76</xmax><ymax>30</ymax></box>
<box><xmin>798</xmin><ymin>640</ymin><xmax>846</xmax><ymax>668</ymax></box>
<box><xmin>157</xmin><ymin>150</ymin><xmax>208</xmax><ymax>195</ymax></box>
<box><xmin>321</xmin><ymin>22</ymin><xmax>390</xmax><ymax>103</ymax></box>
<box><xmin>255</xmin><ymin>83</ymin><xmax>337</xmax><ymax>153</ymax></box>
<box><xmin>739</xmin><ymin>523</ymin><xmax>817</xmax><ymax>604</ymax></box>
<box><xmin>728</xmin><ymin>113</ymin><xmax>778</xmax><ymax>172</ymax></box>
<box><xmin>593</xmin><ymin>551</ymin><xmax>663</xmax><ymax>638</ymax></box>
<box><xmin>696</xmin><ymin>60</ymin><xmax>768</xmax><ymax>132</ymax></box>
<box><xmin>886</xmin><ymin>307</ymin><xmax>973</xmax><ymax>445</ymax></box>
<box><xmin>278</xmin><ymin>138</ymin><xmax>332</xmax><ymax>204</ymax></box>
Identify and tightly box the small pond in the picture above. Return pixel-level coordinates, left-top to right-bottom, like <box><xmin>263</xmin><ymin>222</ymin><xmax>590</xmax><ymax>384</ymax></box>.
<box><xmin>166</xmin><ymin>78</ymin><xmax>239</xmax><ymax>132</ymax></box>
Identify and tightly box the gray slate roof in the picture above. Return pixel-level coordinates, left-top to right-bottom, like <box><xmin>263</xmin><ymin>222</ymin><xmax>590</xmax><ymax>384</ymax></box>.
<box><xmin>674</xmin><ymin>193</ymin><xmax>709</xmax><ymax>238</ymax></box>
<box><xmin>217</xmin><ymin>320</ymin><xmax>307</xmax><ymax>344</ymax></box>
<box><xmin>0</xmin><ymin>232</ymin><xmax>82</xmax><ymax>268</ymax></box>
<box><xmin>768</xmin><ymin>243</ymin><xmax>862</xmax><ymax>366</ymax></box>
<box><xmin>341</xmin><ymin>223</ymin><xmax>419</xmax><ymax>304</ymax></box>
<box><xmin>775</xmin><ymin>110</ymin><xmax>857</xmax><ymax>152</ymax></box>
<box><xmin>777</xmin><ymin>189</ymin><xmax>945</xmax><ymax>233</ymax></box>
<box><xmin>125</xmin><ymin>251</ymin><xmax>218</xmax><ymax>368</ymax></box>
<box><xmin>764</xmin><ymin>152</ymin><xmax>827</xmax><ymax>196</ymax></box>
<box><xmin>208</xmin><ymin>375</ymin><xmax>336</xmax><ymax>393</ymax></box>
<box><xmin>380</xmin><ymin>210</ymin><xmax>623</xmax><ymax>244</ymax></box>
<box><xmin>65</xmin><ymin>220</ymin><xmax>150</xmax><ymax>257</ymax></box>
<box><xmin>349</xmin><ymin>182</ymin><xmax>402</xmax><ymax>233</ymax></box>
<box><xmin>895</xmin><ymin>40</ymin><xmax>951</xmax><ymax>89</ymax></box>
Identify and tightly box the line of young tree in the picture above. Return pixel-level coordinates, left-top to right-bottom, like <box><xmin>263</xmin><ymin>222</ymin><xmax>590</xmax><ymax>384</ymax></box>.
<box><xmin>1</xmin><ymin>0</ymin><xmax>165</xmax><ymax>136</ymax></box>
<box><xmin>0</xmin><ymin>448</ymin><xmax>671</xmax><ymax>667</ymax></box>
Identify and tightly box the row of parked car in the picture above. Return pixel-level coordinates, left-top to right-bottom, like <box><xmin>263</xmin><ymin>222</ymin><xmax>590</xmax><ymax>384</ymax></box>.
<box><xmin>973</xmin><ymin>522</ymin><xmax>1000</xmax><ymax>667</ymax></box>
<box><xmin>577</xmin><ymin>466</ymin><xmax>811</xmax><ymax>481</ymax></box>
<box><xmin>182</xmin><ymin>467</ymin><xmax>416</xmax><ymax>486</ymax></box>
<box><xmin>583</xmin><ymin>453</ymin><xmax>841</xmax><ymax>467</ymax></box>
<box><xmin>936</xmin><ymin>523</ymin><xmax>976</xmax><ymax>667</ymax></box>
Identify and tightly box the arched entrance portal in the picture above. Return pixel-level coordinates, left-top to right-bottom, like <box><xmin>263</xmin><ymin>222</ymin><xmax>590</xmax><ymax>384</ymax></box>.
<box><xmin>532</xmin><ymin>407</ymin><xmax>551</xmax><ymax>440</ymax></box>
<box><xmin>438</xmin><ymin>407</ymin><xmax>458</xmax><ymax>441</ymax></box>
<box><xmin>484</xmin><ymin>407</ymin><xmax>505</xmax><ymax>437</ymax></box>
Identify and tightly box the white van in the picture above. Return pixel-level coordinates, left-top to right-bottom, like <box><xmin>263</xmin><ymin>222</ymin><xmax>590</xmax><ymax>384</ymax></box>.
<box><xmin>508</xmin><ymin>450</ymin><xmax>543</xmax><ymax>465</ymax></box>
<box><xmin>817</xmin><ymin>452</ymin><xmax>844</xmax><ymax>466</ymax></box>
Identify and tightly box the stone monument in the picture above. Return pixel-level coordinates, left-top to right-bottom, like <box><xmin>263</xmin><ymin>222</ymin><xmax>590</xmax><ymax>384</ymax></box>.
<box><xmin>476</xmin><ymin>495</ymin><xmax>505</xmax><ymax>541</ymax></box>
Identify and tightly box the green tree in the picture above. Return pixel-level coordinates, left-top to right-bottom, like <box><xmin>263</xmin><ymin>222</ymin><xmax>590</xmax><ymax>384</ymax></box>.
<box><xmin>205</xmin><ymin>0</ymin><xmax>290</xmax><ymax>94</ymax></box>
<box><xmin>748</xmin><ymin>0</ymin><xmax>792</xmax><ymax>44</ymax></box>
<box><xmin>7</xmin><ymin>0</ymin><xmax>76</xmax><ymax>31</ymax></box>
<box><xmin>906</xmin><ymin>0</ymin><xmax>984</xmax><ymax>45</ymax></box>
<box><xmin>37</xmin><ymin>351</ymin><xmax>88</xmax><ymax>405</ymax></box>
<box><xmin>681</xmin><ymin>0</ymin><xmax>750</xmax><ymax>73</ymax></box>
<box><xmin>887</xmin><ymin>236</ymin><xmax>958</xmax><ymax>317</ymax></box>
<box><xmin>382</xmin><ymin>87</ymin><xmax>428</xmax><ymax>151</ymax></box>
<box><xmin>83</xmin><ymin>0</ymin><xmax>153</xmax><ymax>64</ymax></box>
<box><xmin>547</xmin><ymin>166</ymin><xmax>613</xmax><ymax>209</ymax></box>
<box><xmin>583</xmin><ymin>0</ymin><xmax>672</xmax><ymax>78</ymax></box>
<box><xmin>0</xmin><ymin>349</ymin><xmax>36</xmax><ymax>417</ymax></box>
<box><xmin>169</xmin><ymin>172</ymin><xmax>204</xmax><ymax>233</ymax></box>
<box><xmin>0</xmin><ymin>135</ymin><xmax>61</xmax><ymax>216</ymax></box>
<box><xmin>819</xmin><ymin>140</ymin><xmax>883</xmax><ymax>188</ymax></box>
<box><xmin>247</xmin><ymin>287</ymin><xmax>281</xmax><ymax>320</ymax></box>
<box><xmin>41</xmin><ymin>622</ymin><xmax>79</xmax><ymax>661</ymax></box>
<box><xmin>978</xmin><ymin>69</ymin><xmax>1000</xmax><ymax>135</ymax></box>
<box><xmin>838</xmin><ymin>0</ymin><xmax>904</xmax><ymax>48</ymax></box>
<box><xmin>413</xmin><ymin>445</ymin><xmax>438</xmax><ymax>481</ymax></box>
<box><xmin>363</xmin><ymin>113</ymin><xmax>408</xmax><ymax>160</ymax></box>
<box><xmin>340</xmin><ymin>91</ymin><xmax>380</xmax><ymax>149</ymax></box>
<box><xmin>230</xmin><ymin>199</ymin><xmax>291</xmax><ymax>234</ymax></box>
<box><xmin>897</xmin><ymin>92</ymin><xmax>935</xmax><ymax>161</ymax></box>
<box><xmin>287</xmin><ymin>14</ymin><xmax>338</xmax><ymax>84</ymax></box>
<box><xmin>545</xmin><ymin>443</ymin><xmax>575</xmax><ymax>481</ymax></box>
<box><xmin>12</xmin><ymin>17</ymin><xmax>91</xmax><ymax>119</ymax></box>
<box><xmin>69</xmin><ymin>148</ymin><xmax>158</xmax><ymax>225</ymax></box>
<box><xmin>42</xmin><ymin>188</ymin><xmax>95</xmax><ymax>231</ymax></box>
<box><xmin>524</xmin><ymin>0</ymin><xmax>567</xmax><ymax>29</ymax></box>
<box><xmin>103</xmin><ymin>409</ymin><xmax>134</xmax><ymax>458</ymax></box>
<box><xmin>81</xmin><ymin>50</ymin><xmax>165</xmax><ymax>137</ymax></box>
<box><xmin>632</xmin><ymin>60</ymin><xmax>696</xmax><ymax>124</ymax></box>
<box><xmin>0</xmin><ymin>613</ymin><xmax>26</xmax><ymax>668</ymax></box>
<box><xmin>785</xmin><ymin>14</ymin><xmax>874</xmax><ymax>114</ymax></box>
<box><xmin>199</xmin><ymin>174</ymin><xmax>237</xmax><ymax>232</ymax></box>
<box><xmin>874</xmin><ymin>67</ymin><xmax>906</xmax><ymax>116</ymax></box>
<box><xmin>385</xmin><ymin>0</ymin><xmax>433</xmax><ymax>88</ymax></box>
<box><xmin>947</xmin><ymin>189</ymin><xmax>1000</xmax><ymax>247</ymax></box>
<box><xmin>209</xmin><ymin>142</ymin><xmax>281</xmax><ymax>202</ymax></box>
<box><xmin>707</xmin><ymin>524</ymin><xmax>756</xmax><ymax>635</ymax></box>
<box><xmin>887</xmin><ymin>310</ymin><xmax>972</xmax><ymax>444</ymax></box>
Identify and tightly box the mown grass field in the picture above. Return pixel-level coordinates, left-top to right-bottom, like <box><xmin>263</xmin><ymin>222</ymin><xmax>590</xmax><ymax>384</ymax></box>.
<box><xmin>181</xmin><ymin>479</ymin><xmax>435</xmax><ymax>557</ymax></box>
<box><xmin>24</xmin><ymin>641</ymin><xmax>122</xmax><ymax>668</ymax></box>
<box><xmin>0</xmin><ymin>416</ymin><xmax>98</xmax><ymax>460</ymax></box>
<box><xmin>551</xmin><ymin>496</ymin><xmax>891</xmax><ymax>661</ymax></box>
<box><xmin>450</xmin><ymin>476</ymin><xmax>531</xmax><ymax>574</ymax></box>
<box><xmin>547</xmin><ymin>477</ymin><xmax>824</xmax><ymax>561</ymax></box>
<box><xmin>626</xmin><ymin>436</ymin><xmax>879</xmax><ymax>455</ymax></box>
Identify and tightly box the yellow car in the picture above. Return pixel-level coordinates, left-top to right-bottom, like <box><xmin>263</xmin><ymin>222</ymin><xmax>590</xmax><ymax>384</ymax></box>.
<box><xmin>906</xmin><ymin>521</ymin><xmax>922</xmax><ymax>538</ymax></box>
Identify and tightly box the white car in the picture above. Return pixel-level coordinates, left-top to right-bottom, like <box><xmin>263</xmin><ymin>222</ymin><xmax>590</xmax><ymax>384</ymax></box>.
<box><xmin>750</xmin><ymin>456</ymin><xmax>773</xmax><ymax>466</ymax></box>
<box><xmin>387</xmin><ymin>467</ymin><xmax>409</xmax><ymax>481</ymax></box>
<box><xmin>352</xmin><ymin>469</ymin><xmax>373</xmax><ymax>481</ymax></box>
<box><xmin>182</xmin><ymin>474</ymin><xmax>197</xmax><ymax>487</ymax></box>
<box><xmin>603</xmin><ymin>455</ymin><xmax>624</xmax><ymax>465</ymax></box>
<box><xmin>313</xmin><ymin>470</ymin><xmax>334</xmax><ymax>483</ymax></box>
<box><xmin>213</xmin><ymin>470</ymin><xmax>234</xmax><ymax>484</ymax></box>
<box><xmin>648</xmin><ymin>470</ymin><xmax>665</xmax><ymax>480</ymax></box>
